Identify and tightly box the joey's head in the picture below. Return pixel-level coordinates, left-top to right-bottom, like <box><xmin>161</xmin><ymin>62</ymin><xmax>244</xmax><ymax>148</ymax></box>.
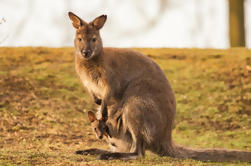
<box><xmin>68</xmin><ymin>12</ymin><xmax>107</xmax><ymax>60</ymax></box>
<box><xmin>87</xmin><ymin>111</ymin><xmax>111</xmax><ymax>140</ymax></box>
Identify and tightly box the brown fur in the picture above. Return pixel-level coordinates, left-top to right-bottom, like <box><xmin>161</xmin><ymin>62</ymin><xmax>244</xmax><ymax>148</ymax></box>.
<box><xmin>69</xmin><ymin>12</ymin><xmax>251</xmax><ymax>161</ymax></box>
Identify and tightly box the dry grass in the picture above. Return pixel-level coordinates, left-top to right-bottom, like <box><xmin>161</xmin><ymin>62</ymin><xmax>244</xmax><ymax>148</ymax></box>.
<box><xmin>0</xmin><ymin>47</ymin><xmax>250</xmax><ymax>165</ymax></box>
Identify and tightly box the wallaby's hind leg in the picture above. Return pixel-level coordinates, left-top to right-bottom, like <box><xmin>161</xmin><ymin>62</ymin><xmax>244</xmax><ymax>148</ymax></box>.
<box><xmin>75</xmin><ymin>148</ymin><xmax>110</xmax><ymax>155</ymax></box>
<box><xmin>134</xmin><ymin>137</ymin><xmax>145</xmax><ymax>157</ymax></box>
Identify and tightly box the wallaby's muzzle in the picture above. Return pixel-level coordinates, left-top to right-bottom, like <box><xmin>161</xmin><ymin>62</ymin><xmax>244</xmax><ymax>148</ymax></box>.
<box><xmin>81</xmin><ymin>49</ymin><xmax>92</xmax><ymax>59</ymax></box>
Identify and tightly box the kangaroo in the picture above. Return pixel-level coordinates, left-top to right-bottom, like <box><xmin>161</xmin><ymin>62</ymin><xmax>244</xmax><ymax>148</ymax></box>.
<box><xmin>69</xmin><ymin>12</ymin><xmax>251</xmax><ymax>162</ymax></box>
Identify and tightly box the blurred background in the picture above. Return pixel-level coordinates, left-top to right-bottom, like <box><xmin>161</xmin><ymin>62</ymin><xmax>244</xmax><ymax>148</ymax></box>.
<box><xmin>0</xmin><ymin>0</ymin><xmax>250</xmax><ymax>48</ymax></box>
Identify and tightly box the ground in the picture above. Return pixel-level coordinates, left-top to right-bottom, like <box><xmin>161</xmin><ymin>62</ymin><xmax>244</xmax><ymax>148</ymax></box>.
<box><xmin>0</xmin><ymin>47</ymin><xmax>250</xmax><ymax>166</ymax></box>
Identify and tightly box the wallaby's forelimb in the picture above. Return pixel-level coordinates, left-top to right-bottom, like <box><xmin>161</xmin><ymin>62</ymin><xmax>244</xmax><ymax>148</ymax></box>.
<box><xmin>92</xmin><ymin>94</ymin><xmax>108</xmax><ymax>120</ymax></box>
<box><xmin>100</xmin><ymin>101</ymin><xmax>108</xmax><ymax>118</ymax></box>
<box><xmin>100</xmin><ymin>88</ymin><xmax>113</xmax><ymax>119</ymax></box>
<box><xmin>92</xmin><ymin>93</ymin><xmax>108</xmax><ymax>121</ymax></box>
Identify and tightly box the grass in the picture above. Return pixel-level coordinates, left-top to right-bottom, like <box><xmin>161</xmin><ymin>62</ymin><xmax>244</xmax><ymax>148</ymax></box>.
<box><xmin>0</xmin><ymin>47</ymin><xmax>250</xmax><ymax>165</ymax></box>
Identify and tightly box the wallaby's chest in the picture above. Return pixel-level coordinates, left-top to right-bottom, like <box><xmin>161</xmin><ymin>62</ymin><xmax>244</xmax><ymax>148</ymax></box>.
<box><xmin>77</xmin><ymin>65</ymin><xmax>106</xmax><ymax>98</ymax></box>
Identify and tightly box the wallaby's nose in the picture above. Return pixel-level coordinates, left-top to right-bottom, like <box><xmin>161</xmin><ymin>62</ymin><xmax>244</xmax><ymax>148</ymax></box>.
<box><xmin>82</xmin><ymin>50</ymin><xmax>91</xmax><ymax>58</ymax></box>
<box><xmin>99</xmin><ymin>135</ymin><xmax>103</xmax><ymax>139</ymax></box>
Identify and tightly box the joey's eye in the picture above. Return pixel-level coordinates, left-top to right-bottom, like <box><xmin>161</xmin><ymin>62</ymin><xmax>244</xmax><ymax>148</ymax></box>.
<box><xmin>92</xmin><ymin>38</ymin><xmax>96</xmax><ymax>42</ymax></box>
<box><xmin>94</xmin><ymin>128</ymin><xmax>97</xmax><ymax>131</ymax></box>
<box><xmin>78</xmin><ymin>38</ymin><xmax>82</xmax><ymax>42</ymax></box>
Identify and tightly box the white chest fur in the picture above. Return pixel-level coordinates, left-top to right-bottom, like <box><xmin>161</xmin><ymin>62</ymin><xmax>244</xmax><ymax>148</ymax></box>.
<box><xmin>79</xmin><ymin>71</ymin><xmax>106</xmax><ymax>99</ymax></box>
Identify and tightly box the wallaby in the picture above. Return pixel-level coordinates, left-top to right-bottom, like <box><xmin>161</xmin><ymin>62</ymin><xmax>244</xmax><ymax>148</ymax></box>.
<box><xmin>87</xmin><ymin>111</ymin><xmax>111</xmax><ymax>139</ymax></box>
<box><xmin>69</xmin><ymin>12</ymin><xmax>251</xmax><ymax>161</ymax></box>
<box><xmin>68</xmin><ymin>11</ymin><xmax>158</xmax><ymax>119</ymax></box>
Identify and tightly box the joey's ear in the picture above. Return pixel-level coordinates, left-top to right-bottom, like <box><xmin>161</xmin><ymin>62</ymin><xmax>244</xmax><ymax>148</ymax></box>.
<box><xmin>91</xmin><ymin>15</ymin><xmax>107</xmax><ymax>30</ymax></box>
<box><xmin>68</xmin><ymin>11</ymin><xmax>86</xmax><ymax>29</ymax></box>
<box><xmin>88</xmin><ymin>111</ymin><xmax>97</xmax><ymax>123</ymax></box>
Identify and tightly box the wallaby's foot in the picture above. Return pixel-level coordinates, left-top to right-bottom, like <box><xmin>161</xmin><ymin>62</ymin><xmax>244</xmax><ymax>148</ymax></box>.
<box><xmin>75</xmin><ymin>150</ymin><xmax>91</xmax><ymax>155</ymax></box>
<box><xmin>97</xmin><ymin>153</ymin><xmax>119</xmax><ymax>160</ymax></box>
<box><xmin>97</xmin><ymin>152</ymin><xmax>139</xmax><ymax>160</ymax></box>
<box><xmin>75</xmin><ymin>148</ymin><xmax>110</xmax><ymax>155</ymax></box>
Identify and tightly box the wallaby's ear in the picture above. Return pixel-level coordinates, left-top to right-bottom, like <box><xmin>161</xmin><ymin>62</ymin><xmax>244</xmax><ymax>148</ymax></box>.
<box><xmin>68</xmin><ymin>11</ymin><xmax>86</xmax><ymax>29</ymax></box>
<box><xmin>88</xmin><ymin>111</ymin><xmax>97</xmax><ymax>123</ymax></box>
<box><xmin>91</xmin><ymin>15</ymin><xmax>107</xmax><ymax>30</ymax></box>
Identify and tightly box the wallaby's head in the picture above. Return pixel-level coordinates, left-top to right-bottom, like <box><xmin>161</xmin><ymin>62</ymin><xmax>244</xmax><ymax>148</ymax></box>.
<box><xmin>87</xmin><ymin>111</ymin><xmax>111</xmax><ymax>139</ymax></box>
<box><xmin>68</xmin><ymin>12</ymin><xmax>107</xmax><ymax>60</ymax></box>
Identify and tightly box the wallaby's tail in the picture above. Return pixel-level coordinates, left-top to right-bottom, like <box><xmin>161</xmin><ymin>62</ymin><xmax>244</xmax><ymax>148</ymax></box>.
<box><xmin>172</xmin><ymin>144</ymin><xmax>251</xmax><ymax>162</ymax></box>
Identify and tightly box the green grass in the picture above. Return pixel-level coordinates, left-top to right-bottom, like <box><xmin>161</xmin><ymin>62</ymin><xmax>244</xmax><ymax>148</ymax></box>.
<box><xmin>0</xmin><ymin>47</ymin><xmax>250</xmax><ymax>165</ymax></box>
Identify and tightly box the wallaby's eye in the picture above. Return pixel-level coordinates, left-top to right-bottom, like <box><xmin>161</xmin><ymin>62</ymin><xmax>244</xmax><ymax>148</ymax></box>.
<box><xmin>78</xmin><ymin>38</ymin><xmax>82</xmax><ymax>42</ymax></box>
<box><xmin>92</xmin><ymin>38</ymin><xmax>96</xmax><ymax>42</ymax></box>
<box><xmin>94</xmin><ymin>128</ymin><xmax>97</xmax><ymax>131</ymax></box>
